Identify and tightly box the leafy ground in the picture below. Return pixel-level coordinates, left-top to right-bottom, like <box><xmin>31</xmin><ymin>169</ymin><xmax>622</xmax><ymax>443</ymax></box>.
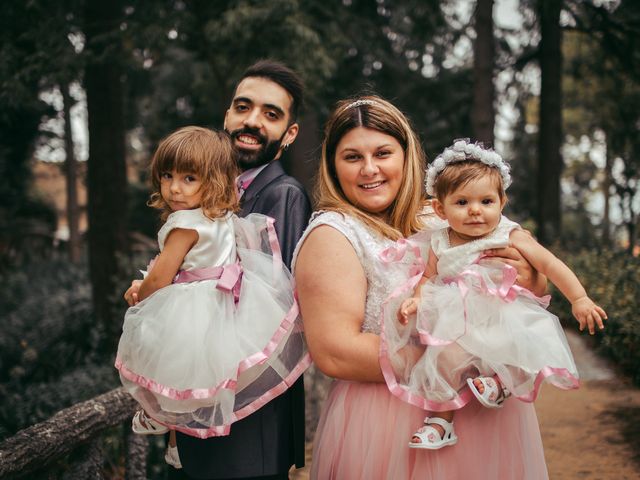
<box><xmin>291</xmin><ymin>329</ymin><xmax>640</xmax><ymax>479</ymax></box>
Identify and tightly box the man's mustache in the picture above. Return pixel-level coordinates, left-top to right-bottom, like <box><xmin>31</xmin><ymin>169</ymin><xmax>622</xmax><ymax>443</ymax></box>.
<box><xmin>228</xmin><ymin>127</ymin><xmax>267</xmax><ymax>146</ymax></box>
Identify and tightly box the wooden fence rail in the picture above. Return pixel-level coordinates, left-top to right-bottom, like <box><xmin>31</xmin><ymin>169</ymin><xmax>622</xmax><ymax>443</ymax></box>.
<box><xmin>0</xmin><ymin>387</ymin><xmax>143</xmax><ymax>479</ymax></box>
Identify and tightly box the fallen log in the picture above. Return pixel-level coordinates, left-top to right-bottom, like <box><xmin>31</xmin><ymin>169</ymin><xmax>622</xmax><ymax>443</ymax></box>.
<box><xmin>0</xmin><ymin>387</ymin><xmax>137</xmax><ymax>478</ymax></box>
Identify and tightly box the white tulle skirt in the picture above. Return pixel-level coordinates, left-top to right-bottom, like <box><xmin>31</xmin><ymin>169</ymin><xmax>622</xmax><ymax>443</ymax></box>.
<box><xmin>115</xmin><ymin>215</ymin><xmax>310</xmax><ymax>438</ymax></box>
<box><xmin>381</xmin><ymin>261</ymin><xmax>579</xmax><ymax>412</ymax></box>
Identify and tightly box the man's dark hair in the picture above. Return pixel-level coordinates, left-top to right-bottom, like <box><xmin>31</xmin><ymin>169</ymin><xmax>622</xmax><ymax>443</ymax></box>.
<box><xmin>238</xmin><ymin>60</ymin><xmax>304</xmax><ymax>122</ymax></box>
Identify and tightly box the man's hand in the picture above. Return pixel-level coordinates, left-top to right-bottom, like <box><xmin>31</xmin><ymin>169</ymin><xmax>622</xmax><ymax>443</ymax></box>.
<box><xmin>124</xmin><ymin>280</ymin><xmax>143</xmax><ymax>306</ymax></box>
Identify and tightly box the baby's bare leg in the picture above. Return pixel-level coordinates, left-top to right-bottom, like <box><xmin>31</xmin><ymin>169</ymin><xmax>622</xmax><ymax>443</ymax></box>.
<box><xmin>436</xmin><ymin>343</ymin><xmax>481</xmax><ymax>388</ymax></box>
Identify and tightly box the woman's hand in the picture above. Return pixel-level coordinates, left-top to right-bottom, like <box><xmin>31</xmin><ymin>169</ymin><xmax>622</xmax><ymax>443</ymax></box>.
<box><xmin>483</xmin><ymin>245</ymin><xmax>547</xmax><ymax>296</ymax></box>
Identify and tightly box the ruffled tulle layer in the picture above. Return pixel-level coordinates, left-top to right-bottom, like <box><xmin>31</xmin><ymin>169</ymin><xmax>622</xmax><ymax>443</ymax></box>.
<box><xmin>381</xmin><ymin>260</ymin><xmax>579</xmax><ymax>411</ymax></box>
<box><xmin>115</xmin><ymin>215</ymin><xmax>311</xmax><ymax>438</ymax></box>
<box><xmin>311</xmin><ymin>380</ymin><xmax>549</xmax><ymax>480</ymax></box>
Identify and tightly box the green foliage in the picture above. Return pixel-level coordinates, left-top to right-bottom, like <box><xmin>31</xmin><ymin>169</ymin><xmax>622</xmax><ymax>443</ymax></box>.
<box><xmin>548</xmin><ymin>248</ymin><xmax>640</xmax><ymax>385</ymax></box>
<box><xmin>126</xmin><ymin>0</ymin><xmax>457</xmax><ymax>148</ymax></box>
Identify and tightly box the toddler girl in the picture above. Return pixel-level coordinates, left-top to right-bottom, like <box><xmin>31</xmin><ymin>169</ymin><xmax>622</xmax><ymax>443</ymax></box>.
<box><xmin>115</xmin><ymin>126</ymin><xmax>309</xmax><ymax>467</ymax></box>
<box><xmin>379</xmin><ymin>139</ymin><xmax>606</xmax><ymax>450</ymax></box>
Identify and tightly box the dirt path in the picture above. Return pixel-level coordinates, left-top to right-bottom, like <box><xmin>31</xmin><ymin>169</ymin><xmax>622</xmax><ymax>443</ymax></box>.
<box><xmin>536</xmin><ymin>330</ymin><xmax>640</xmax><ymax>479</ymax></box>
<box><xmin>292</xmin><ymin>330</ymin><xmax>640</xmax><ymax>479</ymax></box>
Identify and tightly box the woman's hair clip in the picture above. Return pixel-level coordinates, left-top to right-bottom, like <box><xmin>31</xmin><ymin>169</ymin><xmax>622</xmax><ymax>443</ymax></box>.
<box><xmin>344</xmin><ymin>99</ymin><xmax>378</xmax><ymax>110</ymax></box>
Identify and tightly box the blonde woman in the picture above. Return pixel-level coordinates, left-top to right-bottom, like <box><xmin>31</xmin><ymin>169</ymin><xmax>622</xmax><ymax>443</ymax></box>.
<box><xmin>294</xmin><ymin>96</ymin><xmax>549</xmax><ymax>479</ymax></box>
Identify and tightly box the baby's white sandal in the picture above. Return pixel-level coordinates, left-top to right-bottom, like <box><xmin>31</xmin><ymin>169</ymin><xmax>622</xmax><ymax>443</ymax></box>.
<box><xmin>408</xmin><ymin>416</ymin><xmax>458</xmax><ymax>450</ymax></box>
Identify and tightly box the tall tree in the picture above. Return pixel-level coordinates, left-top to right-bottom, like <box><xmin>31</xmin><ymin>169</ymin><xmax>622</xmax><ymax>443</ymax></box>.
<box><xmin>84</xmin><ymin>1</ymin><xmax>129</xmax><ymax>350</ymax></box>
<box><xmin>61</xmin><ymin>82</ymin><xmax>81</xmax><ymax>263</ymax></box>
<box><xmin>536</xmin><ymin>0</ymin><xmax>564</xmax><ymax>244</ymax></box>
<box><xmin>472</xmin><ymin>0</ymin><xmax>495</xmax><ymax>144</ymax></box>
<box><xmin>0</xmin><ymin>2</ymin><xmax>61</xmax><ymax>265</ymax></box>
<box><xmin>562</xmin><ymin>1</ymin><xmax>640</xmax><ymax>249</ymax></box>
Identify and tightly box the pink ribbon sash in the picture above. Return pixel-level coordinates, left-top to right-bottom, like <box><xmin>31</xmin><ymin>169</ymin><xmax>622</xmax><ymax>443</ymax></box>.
<box><xmin>173</xmin><ymin>262</ymin><xmax>243</xmax><ymax>303</ymax></box>
<box><xmin>419</xmin><ymin>260</ymin><xmax>551</xmax><ymax>346</ymax></box>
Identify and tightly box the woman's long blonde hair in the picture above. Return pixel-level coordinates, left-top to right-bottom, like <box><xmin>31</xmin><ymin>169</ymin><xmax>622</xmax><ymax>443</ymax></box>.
<box><xmin>148</xmin><ymin>126</ymin><xmax>239</xmax><ymax>221</ymax></box>
<box><xmin>316</xmin><ymin>95</ymin><xmax>427</xmax><ymax>240</ymax></box>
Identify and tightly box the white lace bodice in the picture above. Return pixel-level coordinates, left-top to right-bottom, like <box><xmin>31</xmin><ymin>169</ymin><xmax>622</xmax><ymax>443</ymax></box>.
<box><xmin>157</xmin><ymin>208</ymin><xmax>236</xmax><ymax>271</ymax></box>
<box><xmin>431</xmin><ymin>215</ymin><xmax>520</xmax><ymax>278</ymax></box>
<box><xmin>292</xmin><ymin>211</ymin><xmax>415</xmax><ymax>334</ymax></box>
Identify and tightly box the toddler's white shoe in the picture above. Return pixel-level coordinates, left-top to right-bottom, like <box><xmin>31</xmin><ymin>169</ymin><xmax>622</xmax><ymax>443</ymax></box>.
<box><xmin>165</xmin><ymin>445</ymin><xmax>182</xmax><ymax>469</ymax></box>
<box><xmin>131</xmin><ymin>410</ymin><xmax>169</xmax><ymax>435</ymax></box>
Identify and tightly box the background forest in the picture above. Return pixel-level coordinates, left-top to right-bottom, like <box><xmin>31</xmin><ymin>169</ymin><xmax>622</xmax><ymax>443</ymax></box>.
<box><xmin>1</xmin><ymin>0</ymin><xmax>639</xmax><ymax>477</ymax></box>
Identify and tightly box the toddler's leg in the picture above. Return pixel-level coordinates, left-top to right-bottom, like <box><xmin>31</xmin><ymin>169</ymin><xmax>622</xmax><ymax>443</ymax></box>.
<box><xmin>165</xmin><ymin>431</ymin><xmax>182</xmax><ymax>469</ymax></box>
<box><xmin>408</xmin><ymin>410</ymin><xmax>458</xmax><ymax>450</ymax></box>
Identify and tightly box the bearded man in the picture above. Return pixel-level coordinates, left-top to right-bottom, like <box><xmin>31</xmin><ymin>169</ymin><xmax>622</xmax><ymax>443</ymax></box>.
<box><xmin>170</xmin><ymin>60</ymin><xmax>311</xmax><ymax>480</ymax></box>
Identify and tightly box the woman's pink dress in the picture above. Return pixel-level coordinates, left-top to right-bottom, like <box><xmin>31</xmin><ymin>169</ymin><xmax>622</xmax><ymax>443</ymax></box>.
<box><xmin>294</xmin><ymin>211</ymin><xmax>548</xmax><ymax>480</ymax></box>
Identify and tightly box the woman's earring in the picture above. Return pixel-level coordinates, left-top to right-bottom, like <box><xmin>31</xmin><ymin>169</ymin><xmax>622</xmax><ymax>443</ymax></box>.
<box><xmin>283</xmin><ymin>143</ymin><xmax>290</xmax><ymax>151</ymax></box>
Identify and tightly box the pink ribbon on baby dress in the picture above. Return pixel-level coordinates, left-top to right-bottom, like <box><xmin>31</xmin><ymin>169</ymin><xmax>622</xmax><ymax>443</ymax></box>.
<box><xmin>453</xmin><ymin>256</ymin><xmax>551</xmax><ymax>307</ymax></box>
<box><xmin>418</xmin><ymin>258</ymin><xmax>551</xmax><ymax>346</ymax></box>
<box><xmin>173</xmin><ymin>263</ymin><xmax>243</xmax><ymax>303</ymax></box>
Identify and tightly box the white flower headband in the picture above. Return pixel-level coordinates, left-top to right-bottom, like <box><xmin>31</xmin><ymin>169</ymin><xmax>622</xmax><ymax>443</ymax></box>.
<box><xmin>425</xmin><ymin>138</ymin><xmax>511</xmax><ymax>196</ymax></box>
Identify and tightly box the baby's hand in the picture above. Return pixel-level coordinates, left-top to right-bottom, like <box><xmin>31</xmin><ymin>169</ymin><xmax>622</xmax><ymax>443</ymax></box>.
<box><xmin>571</xmin><ymin>296</ymin><xmax>607</xmax><ymax>335</ymax></box>
<box><xmin>398</xmin><ymin>297</ymin><xmax>419</xmax><ymax>325</ymax></box>
<box><xmin>124</xmin><ymin>279</ymin><xmax>143</xmax><ymax>306</ymax></box>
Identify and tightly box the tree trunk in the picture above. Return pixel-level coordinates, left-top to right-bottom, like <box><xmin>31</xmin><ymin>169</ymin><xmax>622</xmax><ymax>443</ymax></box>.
<box><xmin>602</xmin><ymin>134</ymin><xmax>612</xmax><ymax>245</ymax></box>
<box><xmin>472</xmin><ymin>0</ymin><xmax>495</xmax><ymax>145</ymax></box>
<box><xmin>84</xmin><ymin>1</ymin><xmax>129</xmax><ymax>351</ymax></box>
<box><xmin>61</xmin><ymin>438</ymin><xmax>104</xmax><ymax>480</ymax></box>
<box><xmin>628</xmin><ymin>217</ymin><xmax>637</xmax><ymax>254</ymax></box>
<box><xmin>288</xmin><ymin>111</ymin><xmax>321</xmax><ymax>194</ymax></box>
<box><xmin>125</xmin><ymin>428</ymin><xmax>148</xmax><ymax>480</ymax></box>
<box><xmin>61</xmin><ymin>82</ymin><xmax>82</xmax><ymax>263</ymax></box>
<box><xmin>537</xmin><ymin>0</ymin><xmax>564</xmax><ymax>245</ymax></box>
<box><xmin>0</xmin><ymin>388</ymin><xmax>137</xmax><ymax>479</ymax></box>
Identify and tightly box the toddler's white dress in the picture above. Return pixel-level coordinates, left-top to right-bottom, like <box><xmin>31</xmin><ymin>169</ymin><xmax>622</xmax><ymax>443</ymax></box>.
<box><xmin>380</xmin><ymin>215</ymin><xmax>579</xmax><ymax>412</ymax></box>
<box><xmin>115</xmin><ymin>208</ymin><xmax>310</xmax><ymax>438</ymax></box>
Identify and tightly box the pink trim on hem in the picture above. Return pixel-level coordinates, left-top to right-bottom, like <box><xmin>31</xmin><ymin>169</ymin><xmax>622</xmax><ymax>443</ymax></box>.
<box><xmin>161</xmin><ymin>353</ymin><xmax>312</xmax><ymax>439</ymax></box>
<box><xmin>116</xmin><ymin>358</ymin><xmax>237</xmax><ymax>399</ymax></box>
<box><xmin>115</xmin><ymin>298</ymin><xmax>302</xmax><ymax>400</ymax></box>
<box><xmin>510</xmin><ymin>366</ymin><xmax>580</xmax><ymax>403</ymax></box>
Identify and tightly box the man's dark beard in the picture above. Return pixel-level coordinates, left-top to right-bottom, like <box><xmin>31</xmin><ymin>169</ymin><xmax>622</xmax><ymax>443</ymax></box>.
<box><xmin>227</xmin><ymin>127</ymin><xmax>286</xmax><ymax>170</ymax></box>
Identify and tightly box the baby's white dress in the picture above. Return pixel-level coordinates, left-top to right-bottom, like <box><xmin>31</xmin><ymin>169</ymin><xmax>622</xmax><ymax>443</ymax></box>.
<box><xmin>381</xmin><ymin>215</ymin><xmax>579</xmax><ymax>411</ymax></box>
<box><xmin>115</xmin><ymin>208</ymin><xmax>310</xmax><ymax>438</ymax></box>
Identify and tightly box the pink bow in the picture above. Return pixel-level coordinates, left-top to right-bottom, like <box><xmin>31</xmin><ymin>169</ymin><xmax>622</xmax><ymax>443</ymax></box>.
<box><xmin>173</xmin><ymin>263</ymin><xmax>243</xmax><ymax>303</ymax></box>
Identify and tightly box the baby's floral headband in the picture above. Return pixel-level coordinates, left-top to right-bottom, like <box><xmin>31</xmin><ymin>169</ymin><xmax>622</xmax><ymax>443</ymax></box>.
<box><xmin>425</xmin><ymin>138</ymin><xmax>512</xmax><ymax>196</ymax></box>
